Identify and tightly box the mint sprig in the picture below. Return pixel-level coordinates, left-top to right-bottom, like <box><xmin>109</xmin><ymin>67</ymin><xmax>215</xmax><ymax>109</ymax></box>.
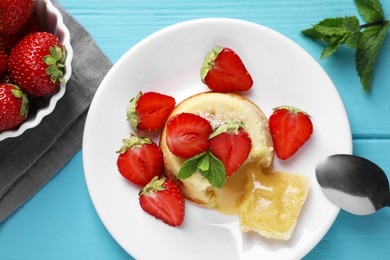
<box><xmin>302</xmin><ymin>0</ymin><xmax>389</xmax><ymax>92</ymax></box>
<box><xmin>177</xmin><ymin>151</ymin><xmax>226</xmax><ymax>188</ymax></box>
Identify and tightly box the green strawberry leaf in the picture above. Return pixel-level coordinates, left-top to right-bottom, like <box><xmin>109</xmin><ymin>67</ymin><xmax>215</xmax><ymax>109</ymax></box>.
<box><xmin>178</xmin><ymin>151</ymin><xmax>226</xmax><ymax>188</ymax></box>
<box><xmin>118</xmin><ymin>134</ymin><xmax>152</xmax><ymax>153</ymax></box>
<box><xmin>209</xmin><ymin>121</ymin><xmax>243</xmax><ymax>139</ymax></box>
<box><xmin>356</xmin><ymin>21</ymin><xmax>389</xmax><ymax>91</ymax></box>
<box><xmin>355</xmin><ymin>0</ymin><xmax>385</xmax><ymax>23</ymax></box>
<box><xmin>43</xmin><ymin>45</ymin><xmax>67</xmax><ymax>84</ymax></box>
<box><xmin>127</xmin><ymin>92</ymin><xmax>142</xmax><ymax>131</ymax></box>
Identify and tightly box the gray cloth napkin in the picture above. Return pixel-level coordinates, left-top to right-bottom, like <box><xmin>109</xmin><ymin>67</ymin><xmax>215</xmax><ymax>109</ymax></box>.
<box><xmin>0</xmin><ymin>0</ymin><xmax>112</xmax><ymax>222</ymax></box>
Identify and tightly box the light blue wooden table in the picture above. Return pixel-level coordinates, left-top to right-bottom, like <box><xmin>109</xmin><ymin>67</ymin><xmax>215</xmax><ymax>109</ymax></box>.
<box><xmin>1</xmin><ymin>0</ymin><xmax>390</xmax><ymax>259</ymax></box>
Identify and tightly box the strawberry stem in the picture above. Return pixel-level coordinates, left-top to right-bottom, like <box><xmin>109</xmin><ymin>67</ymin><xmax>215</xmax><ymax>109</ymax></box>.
<box><xmin>127</xmin><ymin>92</ymin><xmax>142</xmax><ymax>131</ymax></box>
<box><xmin>43</xmin><ymin>45</ymin><xmax>66</xmax><ymax>84</ymax></box>
<box><xmin>209</xmin><ymin>121</ymin><xmax>244</xmax><ymax>139</ymax></box>
<box><xmin>139</xmin><ymin>177</ymin><xmax>166</xmax><ymax>195</ymax></box>
<box><xmin>200</xmin><ymin>45</ymin><xmax>223</xmax><ymax>83</ymax></box>
<box><xmin>117</xmin><ymin>134</ymin><xmax>152</xmax><ymax>153</ymax></box>
<box><xmin>10</xmin><ymin>85</ymin><xmax>28</xmax><ymax>118</ymax></box>
<box><xmin>273</xmin><ymin>105</ymin><xmax>312</xmax><ymax>117</ymax></box>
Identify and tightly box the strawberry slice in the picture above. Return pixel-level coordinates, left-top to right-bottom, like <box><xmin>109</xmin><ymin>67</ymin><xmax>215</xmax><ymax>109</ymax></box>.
<box><xmin>201</xmin><ymin>45</ymin><xmax>253</xmax><ymax>92</ymax></box>
<box><xmin>269</xmin><ymin>106</ymin><xmax>313</xmax><ymax>160</ymax></box>
<box><xmin>128</xmin><ymin>91</ymin><xmax>175</xmax><ymax>131</ymax></box>
<box><xmin>117</xmin><ymin>134</ymin><xmax>163</xmax><ymax>186</ymax></box>
<box><xmin>209</xmin><ymin>122</ymin><xmax>252</xmax><ymax>176</ymax></box>
<box><xmin>166</xmin><ymin>112</ymin><xmax>213</xmax><ymax>159</ymax></box>
<box><xmin>139</xmin><ymin>177</ymin><xmax>185</xmax><ymax>226</ymax></box>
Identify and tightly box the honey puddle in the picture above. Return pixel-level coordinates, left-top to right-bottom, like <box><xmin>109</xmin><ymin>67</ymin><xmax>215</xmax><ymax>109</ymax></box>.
<box><xmin>213</xmin><ymin>163</ymin><xmax>259</xmax><ymax>214</ymax></box>
<box><xmin>212</xmin><ymin>162</ymin><xmax>310</xmax><ymax>240</ymax></box>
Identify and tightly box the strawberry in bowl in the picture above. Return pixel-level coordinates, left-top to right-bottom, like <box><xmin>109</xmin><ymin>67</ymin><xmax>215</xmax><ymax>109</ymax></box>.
<box><xmin>0</xmin><ymin>0</ymin><xmax>73</xmax><ymax>141</ymax></box>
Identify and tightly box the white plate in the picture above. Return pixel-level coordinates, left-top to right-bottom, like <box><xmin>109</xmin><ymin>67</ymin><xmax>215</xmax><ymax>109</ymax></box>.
<box><xmin>83</xmin><ymin>18</ymin><xmax>352</xmax><ymax>259</ymax></box>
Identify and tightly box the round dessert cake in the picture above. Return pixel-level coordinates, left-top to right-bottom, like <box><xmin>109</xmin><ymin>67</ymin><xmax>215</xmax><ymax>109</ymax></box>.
<box><xmin>160</xmin><ymin>92</ymin><xmax>274</xmax><ymax>208</ymax></box>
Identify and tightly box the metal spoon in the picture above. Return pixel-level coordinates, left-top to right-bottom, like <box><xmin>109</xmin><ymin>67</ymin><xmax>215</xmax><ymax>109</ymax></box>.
<box><xmin>315</xmin><ymin>154</ymin><xmax>390</xmax><ymax>215</ymax></box>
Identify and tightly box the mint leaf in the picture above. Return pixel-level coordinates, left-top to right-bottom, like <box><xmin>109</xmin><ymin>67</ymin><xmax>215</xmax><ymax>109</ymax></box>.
<box><xmin>203</xmin><ymin>151</ymin><xmax>226</xmax><ymax>188</ymax></box>
<box><xmin>344</xmin><ymin>16</ymin><xmax>361</xmax><ymax>48</ymax></box>
<box><xmin>356</xmin><ymin>21</ymin><xmax>389</xmax><ymax>91</ymax></box>
<box><xmin>301</xmin><ymin>0</ymin><xmax>389</xmax><ymax>92</ymax></box>
<box><xmin>177</xmin><ymin>152</ymin><xmax>206</xmax><ymax>179</ymax></box>
<box><xmin>302</xmin><ymin>27</ymin><xmax>327</xmax><ymax>41</ymax></box>
<box><xmin>321</xmin><ymin>34</ymin><xmax>348</xmax><ymax>59</ymax></box>
<box><xmin>355</xmin><ymin>0</ymin><xmax>385</xmax><ymax>23</ymax></box>
<box><xmin>302</xmin><ymin>16</ymin><xmax>361</xmax><ymax>58</ymax></box>
<box><xmin>177</xmin><ymin>151</ymin><xmax>226</xmax><ymax>188</ymax></box>
<box><xmin>313</xmin><ymin>17</ymin><xmax>348</xmax><ymax>36</ymax></box>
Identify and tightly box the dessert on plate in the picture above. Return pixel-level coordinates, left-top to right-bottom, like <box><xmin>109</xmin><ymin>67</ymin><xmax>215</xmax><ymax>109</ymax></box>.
<box><xmin>159</xmin><ymin>91</ymin><xmax>310</xmax><ymax>240</ymax></box>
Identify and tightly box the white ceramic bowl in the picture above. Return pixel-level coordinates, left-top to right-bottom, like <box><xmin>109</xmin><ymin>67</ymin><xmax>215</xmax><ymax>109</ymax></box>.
<box><xmin>0</xmin><ymin>0</ymin><xmax>73</xmax><ymax>141</ymax></box>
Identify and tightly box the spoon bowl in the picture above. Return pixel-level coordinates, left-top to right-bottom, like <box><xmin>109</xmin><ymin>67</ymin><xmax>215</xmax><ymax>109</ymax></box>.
<box><xmin>315</xmin><ymin>154</ymin><xmax>390</xmax><ymax>215</ymax></box>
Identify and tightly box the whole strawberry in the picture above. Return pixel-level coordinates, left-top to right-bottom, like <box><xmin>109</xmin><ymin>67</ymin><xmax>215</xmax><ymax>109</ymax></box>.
<box><xmin>0</xmin><ymin>0</ymin><xmax>36</xmax><ymax>35</ymax></box>
<box><xmin>9</xmin><ymin>32</ymin><xmax>66</xmax><ymax>96</ymax></box>
<box><xmin>0</xmin><ymin>12</ymin><xmax>42</xmax><ymax>52</ymax></box>
<box><xmin>269</xmin><ymin>106</ymin><xmax>313</xmax><ymax>160</ymax></box>
<box><xmin>139</xmin><ymin>176</ymin><xmax>185</xmax><ymax>226</ymax></box>
<box><xmin>0</xmin><ymin>83</ymin><xmax>29</xmax><ymax>132</ymax></box>
<box><xmin>117</xmin><ymin>134</ymin><xmax>164</xmax><ymax>186</ymax></box>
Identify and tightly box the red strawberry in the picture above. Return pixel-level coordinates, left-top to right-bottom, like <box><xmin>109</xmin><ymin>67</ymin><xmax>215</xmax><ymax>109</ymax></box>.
<box><xmin>16</xmin><ymin>11</ymin><xmax>42</xmax><ymax>38</ymax></box>
<box><xmin>209</xmin><ymin>122</ymin><xmax>252</xmax><ymax>176</ymax></box>
<box><xmin>128</xmin><ymin>91</ymin><xmax>175</xmax><ymax>131</ymax></box>
<box><xmin>0</xmin><ymin>83</ymin><xmax>29</xmax><ymax>132</ymax></box>
<box><xmin>0</xmin><ymin>0</ymin><xmax>36</xmax><ymax>35</ymax></box>
<box><xmin>0</xmin><ymin>12</ymin><xmax>42</xmax><ymax>52</ymax></box>
<box><xmin>269</xmin><ymin>106</ymin><xmax>313</xmax><ymax>160</ymax></box>
<box><xmin>0</xmin><ymin>48</ymin><xmax>7</xmax><ymax>76</ymax></box>
<box><xmin>166</xmin><ymin>112</ymin><xmax>213</xmax><ymax>159</ymax></box>
<box><xmin>201</xmin><ymin>45</ymin><xmax>253</xmax><ymax>92</ymax></box>
<box><xmin>117</xmin><ymin>134</ymin><xmax>163</xmax><ymax>186</ymax></box>
<box><xmin>9</xmin><ymin>32</ymin><xmax>66</xmax><ymax>96</ymax></box>
<box><xmin>0</xmin><ymin>33</ymin><xmax>19</xmax><ymax>52</ymax></box>
<box><xmin>139</xmin><ymin>176</ymin><xmax>185</xmax><ymax>226</ymax></box>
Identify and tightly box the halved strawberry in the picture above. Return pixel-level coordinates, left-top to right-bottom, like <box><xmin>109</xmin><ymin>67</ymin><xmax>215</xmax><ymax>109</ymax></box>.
<box><xmin>209</xmin><ymin>122</ymin><xmax>252</xmax><ymax>176</ymax></box>
<box><xmin>139</xmin><ymin>176</ymin><xmax>185</xmax><ymax>226</ymax></box>
<box><xmin>117</xmin><ymin>134</ymin><xmax>163</xmax><ymax>186</ymax></box>
<box><xmin>201</xmin><ymin>45</ymin><xmax>253</xmax><ymax>92</ymax></box>
<box><xmin>128</xmin><ymin>91</ymin><xmax>175</xmax><ymax>131</ymax></box>
<box><xmin>269</xmin><ymin>106</ymin><xmax>313</xmax><ymax>160</ymax></box>
<box><xmin>166</xmin><ymin>112</ymin><xmax>213</xmax><ymax>159</ymax></box>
